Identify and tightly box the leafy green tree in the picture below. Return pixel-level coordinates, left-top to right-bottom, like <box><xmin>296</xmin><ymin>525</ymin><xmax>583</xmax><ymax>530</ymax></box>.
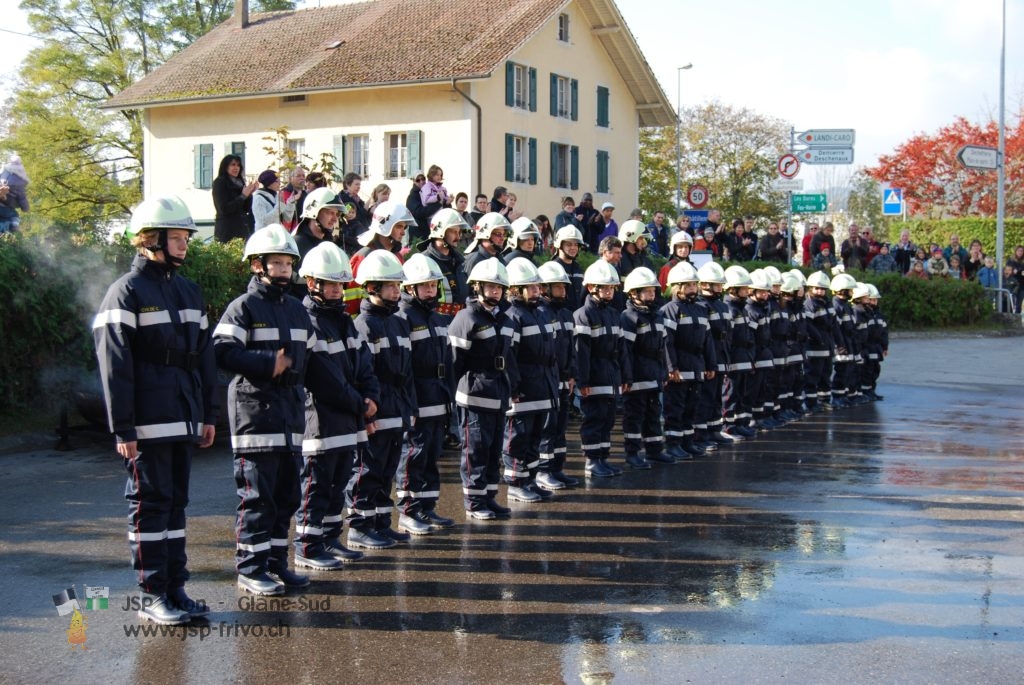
<box><xmin>846</xmin><ymin>169</ymin><xmax>888</xmax><ymax>230</ymax></box>
<box><xmin>3</xmin><ymin>0</ymin><xmax>294</xmax><ymax>233</ymax></box>
<box><xmin>638</xmin><ymin>127</ymin><xmax>677</xmax><ymax>218</ymax></box>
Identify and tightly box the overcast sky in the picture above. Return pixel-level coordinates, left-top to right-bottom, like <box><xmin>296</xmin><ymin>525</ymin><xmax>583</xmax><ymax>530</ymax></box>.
<box><xmin>2</xmin><ymin>0</ymin><xmax>1021</xmax><ymax>188</ymax></box>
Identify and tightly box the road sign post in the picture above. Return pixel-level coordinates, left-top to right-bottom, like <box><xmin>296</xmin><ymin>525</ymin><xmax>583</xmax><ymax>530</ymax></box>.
<box><xmin>797</xmin><ymin>148</ymin><xmax>855</xmax><ymax>165</ymax></box>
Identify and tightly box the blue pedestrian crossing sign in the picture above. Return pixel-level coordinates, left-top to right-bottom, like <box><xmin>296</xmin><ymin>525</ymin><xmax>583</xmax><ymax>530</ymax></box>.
<box><xmin>882</xmin><ymin>188</ymin><xmax>903</xmax><ymax>216</ymax></box>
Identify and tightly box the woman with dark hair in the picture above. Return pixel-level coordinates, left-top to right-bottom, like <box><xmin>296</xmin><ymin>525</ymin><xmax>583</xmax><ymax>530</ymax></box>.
<box><xmin>535</xmin><ymin>214</ymin><xmax>554</xmax><ymax>255</ymax></box>
<box><xmin>213</xmin><ymin>154</ymin><xmax>258</xmax><ymax>243</ymax></box>
<box><xmin>490</xmin><ymin>185</ymin><xmax>511</xmax><ymax>219</ymax></box>
<box><xmin>337</xmin><ymin>172</ymin><xmax>371</xmax><ymax>247</ymax></box>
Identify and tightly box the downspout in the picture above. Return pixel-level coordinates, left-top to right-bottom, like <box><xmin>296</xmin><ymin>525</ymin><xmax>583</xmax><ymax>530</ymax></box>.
<box><xmin>452</xmin><ymin>79</ymin><xmax>482</xmax><ymax>197</ymax></box>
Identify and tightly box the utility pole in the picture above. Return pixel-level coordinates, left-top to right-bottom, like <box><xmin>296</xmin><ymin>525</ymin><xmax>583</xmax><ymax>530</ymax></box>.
<box><xmin>675</xmin><ymin>64</ymin><xmax>693</xmax><ymax>218</ymax></box>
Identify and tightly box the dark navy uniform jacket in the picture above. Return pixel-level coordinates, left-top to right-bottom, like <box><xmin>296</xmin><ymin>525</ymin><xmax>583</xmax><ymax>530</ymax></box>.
<box><xmin>832</xmin><ymin>296</ymin><xmax>857</xmax><ymax>362</ymax></box>
<box><xmin>301</xmin><ymin>296</ymin><xmax>380</xmax><ymax>456</ymax></box>
<box><xmin>539</xmin><ymin>299</ymin><xmax>577</xmax><ymax>392</ymax></box>
<box><xmin>397</xmin><ymin>293</ymin><xmax>454</xmax><ymax>421</ymax></box>
<box><xmin>724</xmin><ymin>294</ymin><xmax>755</xmax><ymax>372</ymax></box>
<box><xmin>215</xmin><ymin>277</ymin><xmax>316</xmax><ymax>453</ymax></box>
<box><xmin>573</xmin><ymin>294</ymin><xmax>623</xmax><ymax>397</ymax></box>
<box><xmin>93</xmin><ymin>255</ymin><xmax>218</xmax><ymax>445</ymax></box>
<box><xmin>621</xmin><ymin>299</ymin><xmax>667</xmax><ymax>390</ymax></box>
<box><xmin>449</xmin><ymin>297</ymin><xmax>517</xmax><ymax>413</ymax></box>
<box><xmin>804</xmin><ymin>294</ymin><xmax>836</xmax><ymax>360</ymax></box>
<box><xmin>354</xmin><ymin>298</ymin><xmax>417</xmax><ymax>432</ymax></box>
<box><xmin>504</xmin><ymin>296</ymin><xmax>558</xmax><ymax>415</ymax></box>
<box><xmin>698</xmin><ymin>293</ymin><xmax>732</xmax><ymax>373</ymax></box>
<box><xmin>660</xmin><ymin>297</ymin><xmax>715</xmax><ymax>380</ymax></box>
<box><xmin>745</xmin><ymin>297</ymin><xmax>774</xmax><ymax>371</ymax></box>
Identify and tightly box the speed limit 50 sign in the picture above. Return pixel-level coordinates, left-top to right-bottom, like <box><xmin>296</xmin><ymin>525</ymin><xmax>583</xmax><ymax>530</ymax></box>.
<box><xmin>687</xmin><ymin>184</ymin><xmax>709</xmax><ymax>209</ymax></box>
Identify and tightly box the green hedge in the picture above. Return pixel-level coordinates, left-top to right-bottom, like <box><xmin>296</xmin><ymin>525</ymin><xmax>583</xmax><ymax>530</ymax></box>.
<box><xmin>882</xmin><ymin>218</ymin><xmax>1024</xmax><ymax>258</ymax></box>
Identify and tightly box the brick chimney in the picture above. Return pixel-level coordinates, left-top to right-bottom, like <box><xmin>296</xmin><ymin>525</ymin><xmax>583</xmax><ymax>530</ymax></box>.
<box><xmin>235</xmin><ymin>0</ymin><xmax>249</xmax><ymax>28</ymax></box>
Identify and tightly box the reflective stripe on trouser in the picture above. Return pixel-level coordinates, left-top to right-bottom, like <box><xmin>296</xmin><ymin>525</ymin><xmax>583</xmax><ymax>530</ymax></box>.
<box><xmin>502</xmin><ymin>410</ymin><xmax>549</xmax><ymax>486</ymax></box>
<box><xmin>724</xmin><ymin>370</ymin><xmax>751</xmax><ymax>425</ymax></box>
<box><xmin>766</xmin><ymin>366</ymin><xmax>782</xmax><ymax>412</ymax></box>
<box><xmin>347</xmin><ymin>429</ymin><xmax>403</xmax><ymax>532</ymax></box>
<box><xmin>779</xmin><ymin>363</ymin><xmax>801</xmax><ymax>411</ymax></box>
<box><xmin>622</xmin><ymin>389</ymin><xmax>664</xmax><ymax>456</ymax></box>
<box><xmin>579</xmin><ymin>396</ymin><xmax>616</xmax><ymax>459</ymax></box>
<box><xmin>397</xmin><ymin>417</ymin><xmax>444</xmax><ymax>515</ymax></box>
<box><xmin>462</xmin><ymin>409</ymin><xmax>504</xmax><ymax>511</ymax></box>
<box><xmin>698</xmin><ymin>373</ymin><xmax>725</xmax><ymax>429</ymax></box>
<box><xmin>865</xmin><ymin>359</ymin><xmax>881</xmax><ymax>391</ymax></box>
<box><xmin>664</xmin><ymin>380</ymin><xmax>701</xmax><ymax>443</ymax></box>
<box><xmin>831</xmin><ymin>361</ymin><xmax>851</xmax><ymax>397</ymax></box>
<box><xmin>845</xmin><ymin>358</ymin><xmax>862</xmax><ymax>396</ymax></box>
<box><xmin>124</xmin><ymin>441</ymin><xmax>193</xmax><ymax>594</ymax></box>
<box><xmin>748</xmin><ymin>368</ymin><xmax>769</xmax><ymax>420</ymax></box>
<box><xmin>294</xmin><ymin>448</ymin><xmax>355</xmax><ymax>557</ymax></box>
<box><xmin>234</xmin><ymin>451</ymin><xmax>301</xmax><ymax>576</ymax></box>
<box><xmin>539</xmin><ymin>388</ymin><xmax>571</xmax><ymax>473</ymax></box>
<box><xmin>804</xmin><ymin>356</ymin><xmax>832</xmax><ymax>402</ymax></box>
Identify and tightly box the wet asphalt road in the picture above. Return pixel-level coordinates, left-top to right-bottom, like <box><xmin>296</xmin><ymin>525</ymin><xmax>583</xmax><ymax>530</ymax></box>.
<box><xmin>1</xmin><ymin>336</ymin><xmax>1022</xmax><ymax>684</ymax></box>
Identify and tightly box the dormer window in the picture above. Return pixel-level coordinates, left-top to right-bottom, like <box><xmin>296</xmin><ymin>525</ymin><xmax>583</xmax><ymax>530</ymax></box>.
<box><xmin>557</xmin><ymin>13</ymin><xmax>569</xmax><ymax>42</ymax></box>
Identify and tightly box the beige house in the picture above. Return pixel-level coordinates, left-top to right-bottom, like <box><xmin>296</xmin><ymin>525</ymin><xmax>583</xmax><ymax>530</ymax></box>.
<box><xmin>103</xmin><ymin>0</ymin><xmax>673</xmax><ymax>227</ymax></box>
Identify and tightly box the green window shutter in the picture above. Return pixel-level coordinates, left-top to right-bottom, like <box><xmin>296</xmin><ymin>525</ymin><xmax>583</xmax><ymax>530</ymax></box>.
<box><xmin>570</xmin><ymin>79</ymin><xmax>579</xmax><ymax>121</ymax></box>
<box><xmin>549</xmin><ymin>73</ymin><xmax>558</xmax><ymax>116</ymax></box>
<box><xmin>550</xmin><ymin>141</ymin><xmax>558</xmax><ymax>187</ymax></box>
<box><xmin>505</xmin><ymin>134</ymin><xmax>515</xmax><ymax>182</ymax></box>
<box><xmin>332</xmin><ymin>135</ymin><xmax>345</xmax><ymax>179</ymax></box>
<box><xmin>232</xmin><ymin>141</ymin><xmax>246</xmax><ymax>169</ymax></box>
<box><xmin>570</xmin><ymin>145</ymin><xmax>579</xmax><ymax>190</ymax></box>
<box><xmin>193</xmin><ymin>145</ymin><xmax>203</xmax><ymax>188</ymax></box>
<box><xmin>528</xmin><ymin>68</ymin><xmax>537</xmax><ymax>112</ymax></box>
<box><xmin>597</xmin><ymin>150</ymin><xmax>609</xmax><ymax>193</ymax></box>
<box><xmin>506</xmin><ymin>62</ymin><xmax>515</xmax><ymax>107</ymax></box>
<box><xmin>597</xmin><ymin>86</ymin><xmax>609</xmax><ymax>127</ymax></box>
<box><xmin>528</xmin><ymin>137</ymin><xmax>537</xmax><ymax>185</ymax></box>
<box><xmin>202</xmin><ymin>144</ymin><xmax>214</xmax><ymax>188</ymax></box>
<box><xmin>407</xmin><ymin>130</ymin><xmax>422</xmax><ymax>176</ymax></box>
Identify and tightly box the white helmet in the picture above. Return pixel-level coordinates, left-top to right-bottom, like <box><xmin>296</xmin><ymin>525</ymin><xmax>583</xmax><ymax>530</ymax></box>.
<box><xmin>302</xmin><ymin>187</ymin><xmax>345</xmax><ymax>220</ymax></box>
<box><xmin>830</xmin><ymin>273</ymin><xmax>857</xmax><ymax>292</ymax></box>
<box><xmin>697</xmin><ymin>261</ymin><xmax>726</xmax><ymax>285</ymax></box>
<box><xmin>299</xmin><ymin>242</ymin><xmax>352</xmax><ymax>282</ymax></box>
<box><xmin>617</xmin><ymin>219</ymin><xmax>652</xmax><ymax>244</ymax></box>
<box><xmin>762</xmin><ymin>265</ymin><xmax>783</xmax><ymax>286</ymax></box>
<box><xmin>466</xmin><ymin>212</ymin><xmax>511</xmax><ymax>253</ymax></box>
<box><xmin>553</xmin><ymin>226</ymin><xmax>587</xmax><ymax>250</ymax></box>
<box><xmin>582</xmin><ymin>260</ymin><xmax>620</xmax><ymax>287</ymax></box>
<box><xmin>507</xmin><ymin>217</ymin><xmax>541</xmax><ymax>250</ymax></box>
<box><xmin>506</xmin><ymin>257</ymin><xmax>542</xmax><ymax>287</ymax></box>
<box><xmin>749</xmin><ymin>270</ymin><xmax>772</xmax><ymax>291</ymax></box>
<box><xmin>780</xmin><ymin>273</ymin><xmax>802</xmax><ymax>293</ymax></box>
<box><xmin>427</xmin><ymin>208</ymin><xmax>469</xmax><ymax>241</ymax></box>
<box><xmin>670</xmin><ymin>231</ymin><xmax>694</xmax><ymax>248</ymax></box>
<box><xmin>244</xmin><ymin>224</ymin><xmax>300</xmax><ymax>262</ymax></box>
<box><xmin>852</xmin><ymin>282</ymin><xmax>871</xmax><ymax>300</ymax></box>
<box><xmin>128</xmin><ymin>196</ymin><xmax>196</xmax><ymax>238</ymax></box>
<box><xmin>866</xmin><ymin>283</ymin><xmax>881</xmax><ymax>299</ymax></box>
<box><xmin>401</xmin><ymin>253</ymin><xmax>444</xmax><ymax>288</ymax></box>
<box><xmin>787</xmin><ymin>268</ymin><xmax>808</xmax><ymax>286</ymax></box>
<box><xmin>724</xmin><ymin>265</ymin><xmax>753</xmax><ymax>289</ymax></box>
<box><xmin>667</xmin><ymin>261</ymin><xmax>699</xmax><ymax>286</ymax></box>
<box><xmin>467</xmin><ymin>257</ymin><xmax>509</xmax><ymax>288</ymax></box>
<box><xmin>360</xmin><ymin>200</ymin><xmax>415</xmax><ymax>246</ymax></box>
<box><xmin>806</xmin><ymin>271</ymin><xmax>832</xmax><ymax>289</ymax></box>
<box><xmin>537</xmin><ymin>260</ymin><xmax>570</xmax><ymax>284</ymax></box>
<box><xmin>354</xmin><ymin>249</ymin><xmax>405</xmax><ymax>285</ymax></box>
<box><xmin>623</xmin><ymin>267</ymin><xmax>659</xmax><ymax>292</ymax></box>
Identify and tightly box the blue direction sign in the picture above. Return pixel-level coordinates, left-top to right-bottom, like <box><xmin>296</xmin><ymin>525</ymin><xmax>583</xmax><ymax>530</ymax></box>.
<box><xmin>684</xmin><ymin>209</ymin><xmax>709</xmax><ymax>231</ymax></box>
<box><xmin>882</xmin><ymin>188</ymin><xmax>903</xmax><ymax>216</ymax></box>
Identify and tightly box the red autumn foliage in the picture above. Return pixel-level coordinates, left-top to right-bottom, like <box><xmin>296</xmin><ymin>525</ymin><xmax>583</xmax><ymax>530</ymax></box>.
<box><xmin>866</xmin><ymin>113</ymin><xmax>1024</xmax><ymax>218</ymax></box>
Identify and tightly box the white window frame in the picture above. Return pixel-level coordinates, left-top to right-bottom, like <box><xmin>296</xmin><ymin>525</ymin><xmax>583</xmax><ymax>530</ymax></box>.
<box><xmin>552</xmin><ymin>143</ymin><xmax>570</xmax><ymax>188</ymax></box>
<box><xmin>347</xmin><ymin>134</ymin><xmax>370</xmax><ymax>178</ymax></box>
<box><xmin>512</xmin><ymin>136</ymin><xmax>528</xmax><ymax>183</ymax></box>
<box><xmin>557</xmin><ymin>13</ymin><xmax>570</xmax><ymax>42</ymax></box>
<box><xmin>386</xmin><ymin>132</ymin><xmax>409</xmax><ymax>179</ymax></box>
<box><xmin>513</xmin><ymin>64</ymin><xmax>528</xmax><ymax>110</ymax></box>
<box><xmin>556</xmin><ymin>76</ymin><xmax>571</xmax><ymax>119</ymax></box>
<box><xmin>286</xmin><ymin>138</ymin><xmax>305</xmax><ymax>164</ymax></box>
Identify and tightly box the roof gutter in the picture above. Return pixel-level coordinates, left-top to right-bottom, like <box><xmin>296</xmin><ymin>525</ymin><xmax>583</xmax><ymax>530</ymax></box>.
<box><xmin>451</xmin><ymin>78</ymin><xmax>482</xmax><ymax>200</ymax></box>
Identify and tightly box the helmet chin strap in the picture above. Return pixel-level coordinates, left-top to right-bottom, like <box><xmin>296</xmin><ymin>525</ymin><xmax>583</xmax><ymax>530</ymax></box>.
<box><xmin>151</xmin><ymin>230</ymin><xmax>185</xmax><ymax>269</ymax></box>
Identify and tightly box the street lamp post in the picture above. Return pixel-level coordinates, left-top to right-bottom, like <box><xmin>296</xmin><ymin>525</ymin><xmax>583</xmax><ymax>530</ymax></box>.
<box><xmin>675</xmin><ymin>63</ymin><xmax>693</xmax><ymax>218</ymax></box>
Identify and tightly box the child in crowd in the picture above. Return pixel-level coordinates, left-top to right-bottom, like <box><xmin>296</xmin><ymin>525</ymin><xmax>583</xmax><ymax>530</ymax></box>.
<box><xmin>812</xmin><ymin>246</ymin><xmax>838</xmax><ymax>271</ymax></box>
<box><xmin>925</xmin><ymin>248</ymin><xmax>950</xmax><ymax>278</ymax></box>
<box><xmin>906</xmin><ymin>259</ymin><xmax>929</xmax><ymax>280</ymax></box>
<box><xmin>868</xmin><ymin>243</ymin><xmax>898</xmax><ymax>274</ymax></box>
<box><xmin>948</xmin><ymin>254</ymin><xmax>964</xmax><ymax>280</ymax></box>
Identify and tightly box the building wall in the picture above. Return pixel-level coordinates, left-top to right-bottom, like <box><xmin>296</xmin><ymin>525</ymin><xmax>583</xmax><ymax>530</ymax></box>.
<box><xmin>142</xmin><ymin>0</ymin><xmax>639</xmax><ymax>226</ymax></box>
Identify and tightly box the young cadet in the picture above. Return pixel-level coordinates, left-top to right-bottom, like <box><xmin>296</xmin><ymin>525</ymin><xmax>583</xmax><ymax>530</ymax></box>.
<box><xmin>722</xmin><ymin>266</ymin><xmax>756</xmax><ymax>439</ymax></box>
<box><xmin>94</xmin><ymin>196</ymin><xmax>217</xmax><ymax>624</ymax></box>
<box><xmin>551</xmin><ymin>226</ymin><xmax>587</xmax><ymax>311</ymax></box>
<box><xmin>463</xmin><ymin>212</ymin><xmax>511</xmax><ymax>276</ymax></box>
<box><xmin>348</xmin><ymin>250</ymin><xmax>417</xmax><ymax>547</ymax></box>
<box><xmin>785</xmin><ymin>269</ymin><xmax>810</xmax><ymax>414</ymax></box>
<box><xmin>850</xmin><ymin>282</ymin><xmax>873</xmax><ymax>405</ymax></box>
<box><xmin>501</xmin><ymin>258</ymin><xmax>559</xmax><ymax>501</ymax></box>
<box><xmin>574</xmin><ymin>259</ymin><xmax>625</xmax><ymax>478</ymax></box>
<box><xmin>829</xmin><ymin>272</ymin><xmax>859</xmax><ymax>409</ymax></box>
<box><xmin>777</xmin><ymin>273</ymin><xmax>807</xmax><ymax>420</ymax></box>
<box><xmin>417</xmin><ymin>208</ymin><xmax>470</xmax><ymax>318</ymax></box>
<box><xmin>661</xmin><ymin>261</ymin><xmax>716</xmax><ymax>459</ymax></box>
<box><xmin>862</xmin><ymin>283</ymin><xmax>888</xmax><ymax>401</ymax></box>
<box><xmin>694</xmin><ymin>261</ymin><xmax>735</xmax><ymax>447</ymax></box>
<box><xmin>395</xmin><ymin>253</ymin><xmax>456</xmax><ymax>533</ymax></box>
<box><xmin>502</xmin><ymin>217</ymin><xmax>542</xmax><ymax>265</ymax></box>
<box><xmin>345</xmin><ymin>200</ymin><xmax>414</xmax><ymax>315</ymax></box>
<box><xmin>658</xmin><ymin>230</ymin><xmax>694</xmax><ymax>290</ymax></box>
<box><xmin>293</xmin><ymin>242</ymin><xmax>379</xmax><ymax>571</ymax></box>
<box><xmin>449</xmin><ymin>258</ymin><xmax>517</xmax><ymax>519</ymax></box>
<box><xmin>215</xmin><ymin>224</ymin><xmax>315</xmax><ymax>596</ymax></box>
<box><xmin>802</xmin><ymin>271</ymin><xmax>838</xmax><ymax>412</ymax></box>
<box><xmin>761</xmin><ymin>266</ymin><xmax>793</xmax><ymax>424</ymax></box>
<box><xmin>745</xmin><ymin>270</ymin><xmax>777</xmax><ymax>431</ymax></box>
<box><xmin>535</xmin><ymin>260</ymin><xmax>578</xmax><ymax>490</ymax></box>
<box><xmin>619</xmin><ymin>267</ymin><xmax>668</xmax><ymax>468</ymax></box>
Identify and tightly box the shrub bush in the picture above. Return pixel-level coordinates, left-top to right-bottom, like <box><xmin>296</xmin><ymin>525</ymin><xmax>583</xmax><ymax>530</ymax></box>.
<box><xmin>882</xmin><ymin>218</ymin><xmax>1024</xmax><ymax>258</ymax></box>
